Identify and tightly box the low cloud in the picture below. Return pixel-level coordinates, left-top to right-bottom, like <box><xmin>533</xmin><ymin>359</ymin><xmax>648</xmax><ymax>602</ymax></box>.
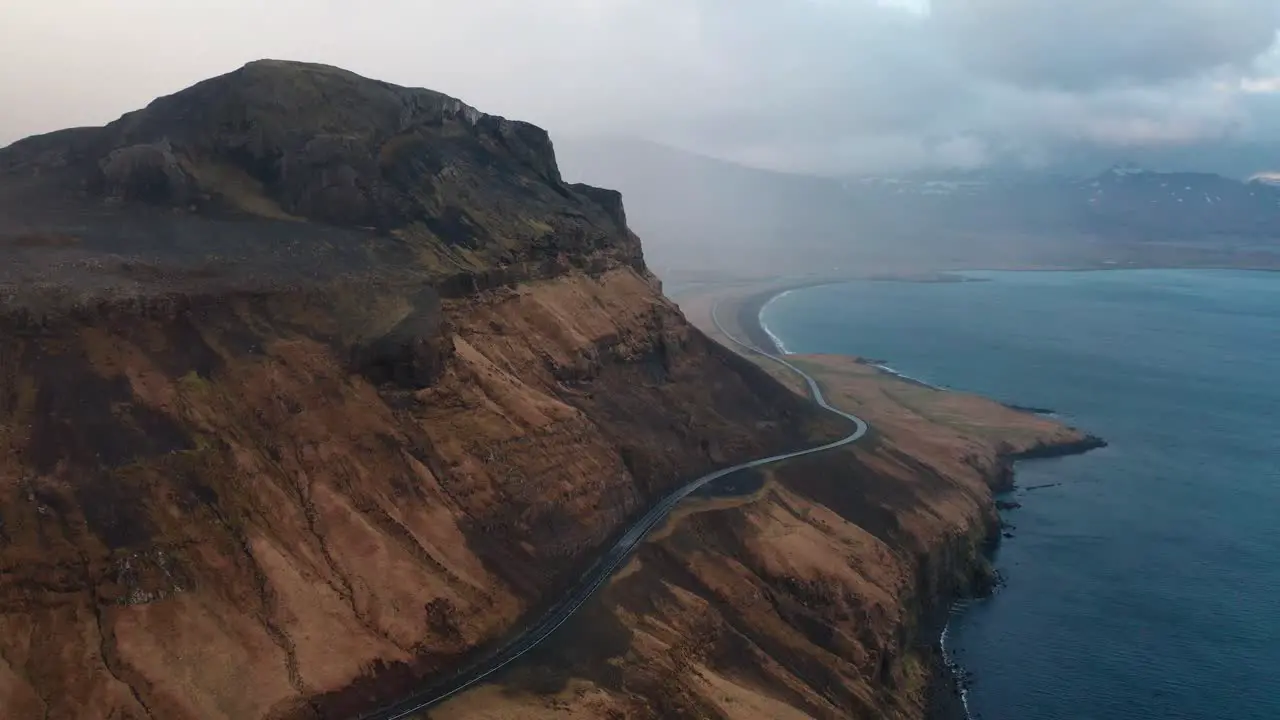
<box><xmin>2</xmin><ymin>0</ymin><xmax>1279</xmax><ymax>174</ymax></box>
<box><xmin>931</xmin><ymin>0</ymin><xmax>1280</xmax><ymax>91</ymax></box>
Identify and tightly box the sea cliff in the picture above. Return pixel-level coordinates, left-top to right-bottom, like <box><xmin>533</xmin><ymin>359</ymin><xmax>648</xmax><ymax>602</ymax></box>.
<box><xmin>423</xmin><ymin>302</ymin><xmax>1105</xmax><ymax>720</ymax></box>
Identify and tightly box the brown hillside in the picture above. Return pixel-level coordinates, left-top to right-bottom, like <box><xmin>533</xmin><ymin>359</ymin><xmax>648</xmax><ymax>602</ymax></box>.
<box><xmin>0</xmin><ymin>61</ymin><xmax>842</xmax><ymax>719</ymax></box>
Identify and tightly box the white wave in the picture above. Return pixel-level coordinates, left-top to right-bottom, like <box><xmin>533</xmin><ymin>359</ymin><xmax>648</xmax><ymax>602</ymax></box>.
<box><xmin>940</xmin><ymin>616</ymin><xmax>975</xmax><ymax>720</ymax></box>
<box><xmin>758</xmin><ymin>290</ymin><xmax>796</xmax><ymax>355</ymax></box>
<box><xmin>871</xmin><ymin>363</ymin><xmax>945</xmax><ymax>391</ymax></box>
<box><xmin>762</xmin><ymin>321</ymin><xmax>792</xmax><ymax>355</ymax></box>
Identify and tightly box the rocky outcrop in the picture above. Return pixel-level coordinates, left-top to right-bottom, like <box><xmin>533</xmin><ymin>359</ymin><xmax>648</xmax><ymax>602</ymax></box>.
<box><xmin>347</xmin><ymin>292</ymin><xmax>452</xmax><ymax>389</ymax></box>
<box><xmin>989</xmin><ymin>435</ymin><xmax>1108</xmax><ymax>492</ymax></box>
<box><xmin>99</xmin><ymin>140</ymin><xmax>193</xmax><ymax>205</ymax></box>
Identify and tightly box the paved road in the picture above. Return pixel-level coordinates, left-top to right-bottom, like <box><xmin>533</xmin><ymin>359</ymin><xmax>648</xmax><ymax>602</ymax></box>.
<box><xmin>361</xmin><ymin>301</ymin><xmax>868</xmax><ymax>720</ymax></box>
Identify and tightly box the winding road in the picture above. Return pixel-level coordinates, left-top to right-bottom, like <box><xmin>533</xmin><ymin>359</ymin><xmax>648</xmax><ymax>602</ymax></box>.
<box><xmin>362</xmin><ymin>300</ymin><xmax>868</xmax><ymax>720</ymax></box>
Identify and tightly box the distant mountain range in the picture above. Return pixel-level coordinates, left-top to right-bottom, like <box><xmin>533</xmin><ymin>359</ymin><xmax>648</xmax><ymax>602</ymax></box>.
<box><xmin>555</xmin><ymin>137</ymin><xmax>1280</xmax><ymax>276</ymax></box>
<box><xmin>849</xmin><ymin>162</ymin><xmax>1280</xmax><ymax>239</ymax></box>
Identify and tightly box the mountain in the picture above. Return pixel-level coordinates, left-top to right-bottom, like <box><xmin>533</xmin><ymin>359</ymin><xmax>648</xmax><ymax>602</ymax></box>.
<box><xmin>1078</xmin><ymin>164</ymin><xmax>1280</xmax><ymax>237</ymax></box>
<box><xmin>558</xmin><ymin>138</ymin><xmax>1280</xmax><ymax>278</ymax></box>
<box><xmin>0</xmin><ymin>61</ymin><xmax>845</xmax><ymax>719</ymax></box>
<box><xmin>855</xmin><ymin>163</ymin><xmax>1280</xmax><ymax>238</ymax></box>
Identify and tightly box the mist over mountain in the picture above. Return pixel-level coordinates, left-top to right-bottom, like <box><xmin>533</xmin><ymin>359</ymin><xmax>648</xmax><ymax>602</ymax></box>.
<box><xmin>556</xmin><ymin>136</ymin><xmax>1280</xmax><ymax>279</ymax></box>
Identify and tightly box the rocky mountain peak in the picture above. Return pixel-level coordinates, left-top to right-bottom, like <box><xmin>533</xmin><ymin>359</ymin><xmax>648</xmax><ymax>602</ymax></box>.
<box><xmin>89</xmin><ymin>60</ymin><xmax>563</xmax><ymax>225</ymax></box>
<box><xmin>0</xmin><ymin>60</ymin><xmax>643</xmax><ymax>301</ymax></box>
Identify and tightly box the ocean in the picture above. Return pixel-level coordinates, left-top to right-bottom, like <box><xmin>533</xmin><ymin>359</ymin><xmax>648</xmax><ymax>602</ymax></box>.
<box><xmin>759</xmin><ymin>270</ymin><xmax>1280</xmax><ymax>720</ymax></box>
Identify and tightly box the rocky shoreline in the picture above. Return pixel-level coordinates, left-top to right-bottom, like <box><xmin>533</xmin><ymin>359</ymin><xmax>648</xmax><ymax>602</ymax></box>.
<box><xmin>732</xmin><ymin>284</ymin><xmax>1108</xmax><ymax>720</ymax></box>
<box><xmin>923</xmin><ymin>432</ymin><xmax>1107</xmax><ymax>720</ymax></box>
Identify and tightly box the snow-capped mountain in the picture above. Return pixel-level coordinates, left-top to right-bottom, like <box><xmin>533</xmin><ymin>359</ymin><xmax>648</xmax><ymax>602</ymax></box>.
<box><xmin>849</xmin><ymin>164</ymin><xmax>1280</xmax><ymax>239</ymax></box>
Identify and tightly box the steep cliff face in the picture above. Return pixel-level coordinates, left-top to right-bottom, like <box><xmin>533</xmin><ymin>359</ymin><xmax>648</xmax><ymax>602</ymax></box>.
<box><xmin>0</xmin><ymin>62</ymin><xmax>840</xmax><ymax>720</ymax></box>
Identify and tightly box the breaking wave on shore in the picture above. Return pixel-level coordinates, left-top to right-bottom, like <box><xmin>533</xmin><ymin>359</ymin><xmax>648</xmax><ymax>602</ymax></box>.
<box><xmin>758</xmin><ymin>289</ymin><xmax>796</xmax><ymax>354</ymax></box>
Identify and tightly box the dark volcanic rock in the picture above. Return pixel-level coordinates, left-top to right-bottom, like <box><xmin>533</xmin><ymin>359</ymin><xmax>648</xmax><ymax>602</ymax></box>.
<box><xmin>99</xmin><ymin>140</ymin><xmax>193</xmax><ymax>204</ymax></box>
<box><xmin>0</xmin><ymin>60</ymin><xmax>644</xmax><ymax>303</ymax></box>
<box><xmin>22</xmin><ymin>60</ymin><xmax>560</xmax><ymax>225</ymax></box>
<box><xmin>349</xmin><ymin>293</ymin><xmax>453</xmax><ymax>389</ymax></box>
<box><xmin>1011</xmin><ymin>434</ymin><xmax>1108</xmax><ymax>461</ymax></box>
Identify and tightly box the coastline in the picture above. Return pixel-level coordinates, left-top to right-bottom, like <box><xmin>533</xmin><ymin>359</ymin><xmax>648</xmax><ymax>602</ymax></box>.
<box><xmin>672</xmin><ymin>265</ymin><xmax>1280</xmax><ymax>352</ymax></box>
<box><xmin>730</xmin><ymin>278</ymin><xmax>852</xmax><ymax>353</ymax></box>
<box><xmin>731</xmin><ymin>281</ymin><xmax>1106</xmax><ymax>720</ymax></box>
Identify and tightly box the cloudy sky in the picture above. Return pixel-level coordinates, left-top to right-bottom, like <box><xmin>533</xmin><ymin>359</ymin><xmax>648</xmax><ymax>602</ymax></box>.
<box><xmin>2</xmin><ymin>0</ymin><xmax>1279</xmax><ymax>175</ymax></box>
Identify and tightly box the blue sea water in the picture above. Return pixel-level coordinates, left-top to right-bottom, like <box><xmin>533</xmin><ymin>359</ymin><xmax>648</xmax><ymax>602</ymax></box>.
<box><xmin>759</xmin><ymin>270</ymin><xmax>1280</xmax><ymax>720</ymax></box>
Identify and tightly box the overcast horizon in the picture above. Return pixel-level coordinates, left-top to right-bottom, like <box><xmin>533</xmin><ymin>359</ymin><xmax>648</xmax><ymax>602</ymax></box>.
<box><xmin>4</xmin><ymin>1</ymin><xmax>1280</xmax><ymax>177</ymax></box>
